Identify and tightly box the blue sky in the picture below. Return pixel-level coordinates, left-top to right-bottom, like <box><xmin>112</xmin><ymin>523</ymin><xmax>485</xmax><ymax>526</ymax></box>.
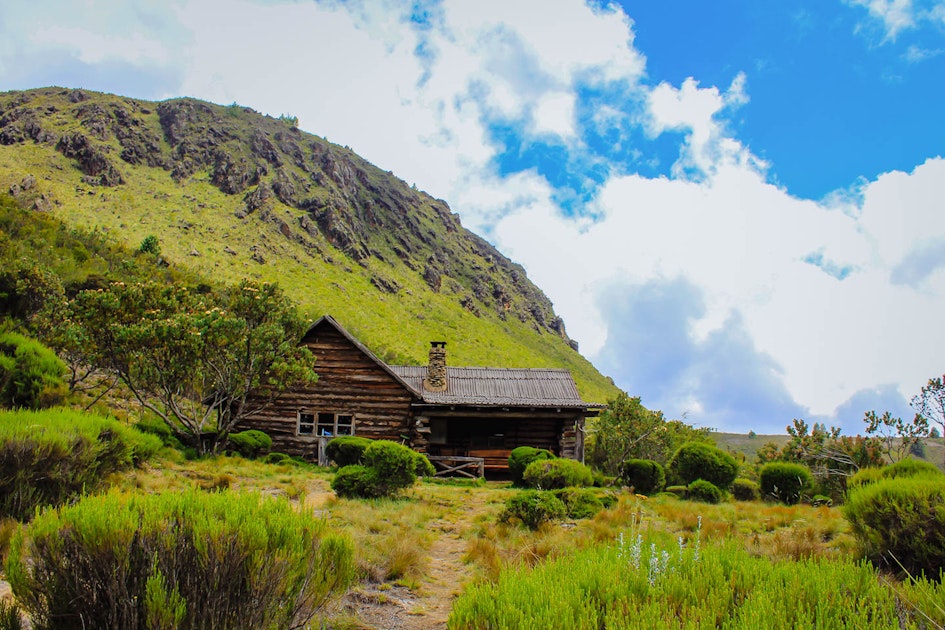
<box><xmin>2</xmin><ymin>0</ymin><xmax>944</xmax><ymax>434</ymax></box>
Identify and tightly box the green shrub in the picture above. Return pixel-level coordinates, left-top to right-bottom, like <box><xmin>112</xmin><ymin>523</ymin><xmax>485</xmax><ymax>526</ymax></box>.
<box><xmin>523</xmin><ymin>458</ymin><xmax>594</xmax><ymax>489</ymax></box>
<box><xmin>592</xmin><ymin>470</ymin><xmax>617</xmax><ymax>487</ymax></box>
<box><xmin>0</xmin><ymin>409</ymin><xmax>162</xmax><ymax>521</ymax></box>
<box><xmin>731</xmin><ymin>478</ymin><xmax>760</xmax><ymax>501</ymax></box>
<box><xmin>846</xmin><ymin>466</ymin><xmax>884</xmax><ymax>491</ymax></box>
<box><xmin>843</xmin><ymin>474</ymin><xmax>945</xmax><ymax>576</ymax></box>
<box><xmin>364</xmin><ymin>440</ymin><xmax>419</xmax><ymax>489</ymax></box>
<box><xmin>552</xmin><ymin>488</ymin><xmax>605</xmax><ymax>519</ymax></box>
<box><xmin>134</xmin><ymin>415</ymin><xmax>183</xmax><ymax>449</ymax></box>
<box><xmin>760</xmin><ymin>462</ymin><xmax>813</xmax><ymax>505</ymax></box>
<box><xmin>508</xmin><ymin>446</ymin><xmax>555</xmax><ymax>486</ymax></box>
<box><xmin>620</xmin><ymin>459</ymin><xmax>666</xmax><ymax>494</ymax></box>
<box><xmin>331</xmin><ymin>465</ymin><xmax>383</xmax><ymax>499</ymax></box>
<box><xmin>849</xmin><ymin>459</ymin><xmax>942</xmax><ymax>492</ymax></box>
<box><xmin>0</xmin><ymin>332</ymin><xmax>66</xmax><ymax>410</ymax></box>
<box><xmin>5</xmin><ymin>489</ymin><xmax>353</xmax><ymax>629</ymax></box>
<box><xmin>263</xmin><ymin>452</ymin><xmax>292</xmax><ymax>465</ymax></box>
<box><xmin>414</xmin><ymin>452</ymin><xmax>435</xmax><ymax>477</ymax></box>
<box><xmin>331</xmin><ymin>440</ymin><xmax>422</xmax><ymax>498</ymax></box>
<box><xmin>138</xmin><ymin>235</ymin><xmax>161</xmax><ymax>256</ymax></box>
<box><xmin>499</xmin><ymin>490</ymin><xmax>567</xmax><ymax>530</ymax></box>
<box><xmin>665</xmin><ymin>485</ymin><xmax>688</xmax><ymax>498</ymax></box>
<box><xmin>325</xmin><ymin>436</ymin><xmax>373</xmax><ymax>466</ymax></box>
<box><xmin>687</xmin><ymin>479</ymin><xmax>723</xmax><ymax>504</ymax></box>
<box><xmin>882</xmin><ymin>457</ymin><xmax>942</xmax><ymax>479</ymax></box>
<box><xmin>227</xmin><ymin>429</ymin><xmax>272</xmax><ymax>459</ymax></box>
<box><xmin>668</xmin><ymin>442</ymin><xmax>738</xmax><ymax>490</ymax></box>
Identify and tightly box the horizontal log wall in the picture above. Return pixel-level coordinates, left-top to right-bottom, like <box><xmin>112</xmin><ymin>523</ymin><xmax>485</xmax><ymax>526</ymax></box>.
<box><xmin>237</xmin><ymin>323</ymin><xmax>414</xmax><ymax>459</ymax></box>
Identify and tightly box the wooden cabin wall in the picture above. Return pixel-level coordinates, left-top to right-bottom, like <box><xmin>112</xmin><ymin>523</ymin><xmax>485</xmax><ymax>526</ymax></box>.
<box><xmin>236</xmin><ymin>324</ymin><xmax>414</xmax><ymax>459</ymax></box>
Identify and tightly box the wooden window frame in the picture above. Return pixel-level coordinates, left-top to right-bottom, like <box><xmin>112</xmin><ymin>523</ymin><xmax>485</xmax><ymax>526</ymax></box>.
<box><xmin>298</xmin><ymin>411</ymin><xmax>315</xmax><ymax>435</ymax></box>
<box><xmin>298</xmin><ymin>410</ymin><xmax>355</xmax><ymax>437</ymax></box>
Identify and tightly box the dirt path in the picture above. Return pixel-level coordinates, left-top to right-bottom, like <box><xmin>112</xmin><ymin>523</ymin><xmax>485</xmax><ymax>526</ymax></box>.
<box><xmin>332</xmin><ymin>485</ymin><xmax>498</xmax><ymax>630</ymax></box>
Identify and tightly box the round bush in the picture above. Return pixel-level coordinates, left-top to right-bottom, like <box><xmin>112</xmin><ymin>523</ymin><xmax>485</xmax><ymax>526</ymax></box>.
<box><xmin>665</xmin><ymin>485</ymin><xmax>688</xmax><ymax>498</ymax></box>
<box><xmin>551</xmin><ymin>488</ymin><xmax>605</xmax><ymax>519</ymax></box>
<box><xmin>262</xmin><ymin>452</ymin><xmax>293</xmax><ymax>465</ymax></box>
<box><xmin>760</xmin><ymin>462</ymin><xmax>813</xmax><ymax>505</ymax></box>
<box><xmin>843</xmin><ymin>475</ymin><xmax>945</xmax><ymax>576</ymax></box>
<box><xmin>413</xmin><ymin>452</ymin><xmax>435</xmax><ymax>477</ymax></box>
<box><xmin>6</xmin><ymin>489</ymin><xmax>354</xmax><ymax>629</ymax></box>
<box><xmin>523</xmin><ymin>458</ymin><xmax>594</xmax><ymax>489</ymax></box>
<box><xmin>668</xmin><ymin>442</ymin><xmax>738</xmax><ymax>490</ymax></box>
<box><xmin>325</xmin><ymin>436</ymin><xmax>373</xmax><ymax>466</ymax></box>
<box><xmin>227</xmin><ymin>429</ymin><xmax>272</xmax><ymax>459</ymax></box>
<box><xmin>331</xmin><ymin>465</ymin><xmax>383</xmax><ymax>498</ymax></box>
<box><xmin>687</xmin><ymin>479</ymin><xmax>723</xmax><ymax>504</ymax></box>
<box><xmin>508</xmin><ymin>446</ymin><xmax>555</xmax><ymax>486</ymax></box>
<box><xmin>731</xmin><ymin>478</ymin><xmax>760</xmax><ymax>501</ymax></box>
<box><xmin>363</xmin><ymin>440</ymin><xmax>419</xmax><ymax>490</ymax></box>
<box><xmin>620</xmin><ymin>459</ymin><xmax>666</xmax><ymax>494</ymax></box>
<box><xmin>499</xmin><ymin>490</ymin><xmax>567</xmax><ymax>530</ymax></box>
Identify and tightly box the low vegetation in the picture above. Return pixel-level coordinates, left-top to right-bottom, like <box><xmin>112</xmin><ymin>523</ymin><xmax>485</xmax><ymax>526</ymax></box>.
<box><xmin>6</xmin><ymin>489</ymin><xmax>354</xmax><ymax>629</ymax></box>
<box><xmin>449</xmin><ymin>530</ymin><xmax>944</xmax><ymax>629</ymax></box>
<box><xmin>0</xmin><ymin>408</ymin><xmax>161</xmax><ymax>521</ymax></box>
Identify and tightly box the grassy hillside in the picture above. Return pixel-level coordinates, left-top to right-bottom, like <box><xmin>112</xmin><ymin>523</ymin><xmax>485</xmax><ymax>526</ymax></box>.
<box><xmin>0</xmin><ymin>87</ymin><xmax>619</xmax><ymax>403</ymax></box>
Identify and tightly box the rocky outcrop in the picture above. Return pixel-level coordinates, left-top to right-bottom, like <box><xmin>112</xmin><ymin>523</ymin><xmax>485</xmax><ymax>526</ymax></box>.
<box><xmin>56</xmin><ymin>132</ymin><xmax>124</xmax><ymax>186</ymax></box>
<box><xmin>0</xmin><ymin>88</ymin><xmax>574</xmax><ymax>345</ymax></box>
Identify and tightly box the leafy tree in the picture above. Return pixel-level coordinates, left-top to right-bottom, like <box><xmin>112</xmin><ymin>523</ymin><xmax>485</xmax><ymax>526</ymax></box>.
<box><xmin>863</xmin><ymin>410</ymin><xmax>928</xmax><ymax>463</ymax></box>
<box><xmin>58</xmin><ymin>280</ymin><xmax>317</xmax><ymax>453</ymax></box>
<box><xmin>587</xmin><ymin>393</ymin><xmax>710</xmax><ymax>475</ymax></box>
<box><xmin>0</xmin><ymin>260</ymin><xmax>64</xmax><ymax>324</ymax></box>
<box><xmin>759</xmin><ymin>419</ymin><xmax>884</xmax><ymax>500</ymax></box>
<box><xmin>912</xmin><ymin>375</ymin><xmax>945</xmax><ymax>468</ymax></box>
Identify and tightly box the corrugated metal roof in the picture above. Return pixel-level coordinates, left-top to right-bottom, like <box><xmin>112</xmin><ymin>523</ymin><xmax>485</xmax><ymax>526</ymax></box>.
<box><xmin>388</xmin><ymin>365</ymin><xmax>592</xmax><ymax>408</ymax></box>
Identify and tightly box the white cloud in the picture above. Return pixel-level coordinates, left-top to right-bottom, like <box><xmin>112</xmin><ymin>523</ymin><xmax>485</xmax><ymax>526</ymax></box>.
<box><xmin>30</xmin><ymin>26</ymin><xmax>171</xmax><ymax>65</ymax></box>
<box><xmin>646</xmin><ymin>75</ymin><xmax>757</xmax><ymax>177</ymax></box>
<box><xmin>850</xmin><ymin>0</ymin><xmax>916</xmax><ymax>41</ymax></box>
<box><xmin>492</xmin><ymin>154</ymin><xmax>945</xmax><ymax>423</ymax></box>
<box><xmin>532</xmin><ymin>91</ymin><xmax>576</xmax><ymax>138</ymax></box>
<box><xmin>903</xmin><ymin>44</ymin><xmax>944</xmax><ymax>61</ymax></box>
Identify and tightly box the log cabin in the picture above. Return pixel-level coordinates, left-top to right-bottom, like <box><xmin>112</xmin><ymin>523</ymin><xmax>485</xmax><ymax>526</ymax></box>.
<box><xmin>236</xmin><ymin>315</ymin><xmax>603</xmax><ymax>477</ymax></box>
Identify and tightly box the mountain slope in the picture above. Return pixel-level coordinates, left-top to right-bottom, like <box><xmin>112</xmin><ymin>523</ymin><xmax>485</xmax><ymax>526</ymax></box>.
<box><xmin>0</xmin><ymin>86</ymin><xmax>618</xmax><ymax>402</ymax></box>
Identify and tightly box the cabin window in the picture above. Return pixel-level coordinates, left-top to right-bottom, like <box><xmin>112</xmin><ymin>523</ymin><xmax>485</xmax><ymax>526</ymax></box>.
<box><xmin>298</xmin><ymin>411</ymin><xmax>355</xmax><ymax>437</ymax></box>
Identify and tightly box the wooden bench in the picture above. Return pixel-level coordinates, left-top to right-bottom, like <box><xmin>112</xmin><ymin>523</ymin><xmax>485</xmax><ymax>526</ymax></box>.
<box><xmin>468</xmin><ymin>448</ymin><xmax>513</xmax><ymax>472</ymax></box>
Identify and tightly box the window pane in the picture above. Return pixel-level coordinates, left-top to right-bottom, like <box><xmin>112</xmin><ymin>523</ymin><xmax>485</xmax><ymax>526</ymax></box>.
<box><xmin>299</xmin><ymin>412</ymin><xmax>315</xmax><ymax>435</ymax></box>
<box><xmin>316</xmin><ymin>412</ymin><xmax>335</xmax><ymax>437</ymax></box>
<box><xmin>336</xmin><ymin>414</ymin><xmax>354</xmax><ymax>436</ymax></box>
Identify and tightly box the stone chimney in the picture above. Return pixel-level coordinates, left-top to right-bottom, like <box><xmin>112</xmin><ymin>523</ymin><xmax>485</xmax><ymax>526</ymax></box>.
<box><xmin>425</xmin><ymin>341</ymin><xmax>448</xmax><ymax>391</ymax></box>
